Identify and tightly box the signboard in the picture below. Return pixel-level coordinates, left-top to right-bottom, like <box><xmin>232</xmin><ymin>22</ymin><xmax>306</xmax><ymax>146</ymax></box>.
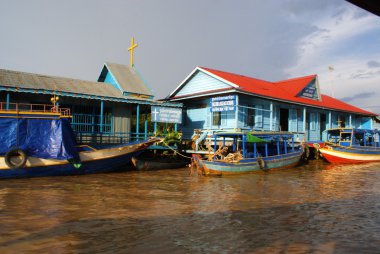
<box><xmin>210</xmin><ymin>95</ymin><xmax>236</xmax><ymax>112</ymax></box>
<box><xmin>300</xmin><ymin>86</ymin><xmax>317</xmax><ymax>99</ymax></box>
<box><xmin>151</xmin><ymin>106</ymin><xmax>182</xmax><ymax>124</ymax></box>
<box><xmin>298</xmin><ymin>81</ymin><xmax>319</xmax><ymax>100</ymax></box>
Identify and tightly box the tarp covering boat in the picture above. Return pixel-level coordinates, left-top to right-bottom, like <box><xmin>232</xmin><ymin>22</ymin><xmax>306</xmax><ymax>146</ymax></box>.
<box><xmin>0</xmin><ymin>118</ymin><xmax>79</xmax><ymax>161</ymax></box>
<box><xmin>246</xmin><ymin>133</ymin><xmax>269</xmax><ymax>143</ymax></box>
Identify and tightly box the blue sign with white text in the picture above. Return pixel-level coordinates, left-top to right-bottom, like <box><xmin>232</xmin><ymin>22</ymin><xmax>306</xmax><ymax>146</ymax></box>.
<box><xmin>210</xmin><ymin>95</ymin><xmax>236</xmax><ymax>112</ymax></box>
<box><xmin>151</xmin><ymin>106</ymin><xmax>182</xmax><ymax>124</ymax></box>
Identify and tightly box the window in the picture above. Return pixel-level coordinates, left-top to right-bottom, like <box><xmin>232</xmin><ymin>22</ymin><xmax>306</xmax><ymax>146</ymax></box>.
<box><xmin>244</xmin><ymin>105</ymin><xmax>255</xmax><ymax>127</ymax></box>
<box><xmin>221</xmin><ymin>111</ymin><xmax>227</xmax><ymax>126</ymax></box>
<box><xmin>213</xmin><ymin>111</ymin><xmax>221</xmax><ymax>126</ymax></box>
<box><xmin>255</xmin><ymin>105</ymin><xmax>263</xmax><ymax>128</ymax></box>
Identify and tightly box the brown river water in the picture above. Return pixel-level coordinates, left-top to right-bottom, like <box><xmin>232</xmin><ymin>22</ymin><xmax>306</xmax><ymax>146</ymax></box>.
<box><xmin>0</xmin><ymin>160</ymin><xmax>379</xmax><ymax>254</ymax></box>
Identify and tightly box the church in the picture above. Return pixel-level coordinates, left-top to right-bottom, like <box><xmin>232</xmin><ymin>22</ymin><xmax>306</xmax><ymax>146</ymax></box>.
<box><xmin>0</xmin><ymin>38</ymin><xmax>182</xmax><ymax>145</ymax></box>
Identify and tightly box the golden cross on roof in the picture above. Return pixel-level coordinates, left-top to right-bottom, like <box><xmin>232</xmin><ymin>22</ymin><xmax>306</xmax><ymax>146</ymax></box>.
<box><xmin>128</xmin><ymin>37</ymin><xmax>138</xmax><ymax>67</ymax></box>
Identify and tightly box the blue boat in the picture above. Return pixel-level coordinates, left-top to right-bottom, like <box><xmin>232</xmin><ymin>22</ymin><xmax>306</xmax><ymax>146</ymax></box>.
<box><xmin>191</xmin><ymin>131</ymin><xmax>304</xmax><ymax>176</ymax></box>
<box><xmin>0</xmin><ymin>103</ymin><xmax>160</xmax><ymax>179</ymax></box>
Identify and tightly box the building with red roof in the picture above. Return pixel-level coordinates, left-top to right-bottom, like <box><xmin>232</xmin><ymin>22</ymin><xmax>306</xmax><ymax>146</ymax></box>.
<box><xmin>166</xmin><ymin>66</ymin><xmax>377</xmax><ymax>141</ymax></box>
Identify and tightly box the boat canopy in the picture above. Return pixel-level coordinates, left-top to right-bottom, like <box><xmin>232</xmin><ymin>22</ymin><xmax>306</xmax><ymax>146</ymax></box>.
<box><xmin>0</xmin><ymin>118</ymin><xmax>80</xmax><ymax>161</ymax></box>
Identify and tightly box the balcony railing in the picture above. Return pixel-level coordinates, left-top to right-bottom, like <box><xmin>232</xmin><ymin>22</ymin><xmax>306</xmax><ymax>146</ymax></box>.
<box><xmin>0</xmin><ymin>102</ymin><xmax>71</xmax><ymax>116</ymax></box>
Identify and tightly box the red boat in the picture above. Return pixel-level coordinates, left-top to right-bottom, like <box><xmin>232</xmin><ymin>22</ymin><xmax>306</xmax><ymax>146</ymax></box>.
<box><xmin>319</xmin><ymin>128</ymin><xmax>380</xmax><ymax>164</ymax></box>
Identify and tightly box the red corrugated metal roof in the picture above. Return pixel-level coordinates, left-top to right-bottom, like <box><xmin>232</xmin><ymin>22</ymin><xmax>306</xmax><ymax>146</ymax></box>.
<box><xmin>200</xmin><ymin>67</ymin><xmax>376</xmax><ymax>116</ymax></box>
<box><xmin>275</xmin><ymin>75</ymin><xmax>317</xmax><ymax>96</ymax></box>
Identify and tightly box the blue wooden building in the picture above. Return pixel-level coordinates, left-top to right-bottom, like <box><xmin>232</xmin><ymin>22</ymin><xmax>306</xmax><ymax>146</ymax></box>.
<box><xmin>166</xmin><ymin>66</ymin><xmax>377</xmax><ymax>144</ymax></box>
<box><xmin>0</xmin><ymin>62</ymin><xmax>181</xmax><ymax>144</ymax></box>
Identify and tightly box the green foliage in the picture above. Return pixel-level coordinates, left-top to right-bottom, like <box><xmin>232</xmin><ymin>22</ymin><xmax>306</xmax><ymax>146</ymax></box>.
<box><xmin>165</xmin><ymin>131</ymin><xmax>182</xmax><ymax>145</ymax></box>
<box><xmin>154</xmin><ymin>130</ymin><xmax>182</xmax><ymax>146</ymax></box>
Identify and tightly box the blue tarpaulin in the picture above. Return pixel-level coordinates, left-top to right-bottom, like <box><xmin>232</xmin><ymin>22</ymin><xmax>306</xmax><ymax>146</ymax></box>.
<box><xmin>0</xmin><ymin>118</ymin><xmax>79</xmax><ymax>161</ymax></box>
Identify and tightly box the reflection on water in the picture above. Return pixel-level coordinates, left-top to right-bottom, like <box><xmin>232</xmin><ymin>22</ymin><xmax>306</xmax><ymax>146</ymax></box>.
<box><xmin>0</xmin><ymin>161</ymin><xmax>380</xmax><ymax>253</ymax></box>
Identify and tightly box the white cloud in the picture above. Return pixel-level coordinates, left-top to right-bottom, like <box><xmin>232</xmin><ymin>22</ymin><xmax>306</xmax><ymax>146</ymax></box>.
<box><xmin>285</xmin><ymin>4</ymin><xmax>380</xmax><ymax>114</ymax></box>
<box><xmin>287</xmin><ymin>6</ymin><xmax>379</xmax><ymax>73</ymax></box>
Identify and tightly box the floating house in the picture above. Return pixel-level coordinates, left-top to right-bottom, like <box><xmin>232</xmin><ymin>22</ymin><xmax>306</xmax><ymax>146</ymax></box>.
<box><xmin>166</xmin><ymin>67</ymin><xmax>377</xmax><ymax>143</ymax></box>
<box><xmin>0</xmin><ymin>63</ymin><xmax>181</xmax><ymax>144</ymax></box>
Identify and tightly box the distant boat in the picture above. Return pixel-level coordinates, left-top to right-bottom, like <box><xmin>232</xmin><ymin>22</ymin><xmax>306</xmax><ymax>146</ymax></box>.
<box><xmin>0</xmin><ymin>103</ymin><xmax>160</xmax><ymax>179</ymax></box>
<box><xmin>131</xmin><ymin>156</ymin><xmax>189</xmax><ymax>170</ymax></box>
<box><xmin>319</xmin><ymin>128</ymin><xmax>380</xmax><ymax>163</ymax></box>
<box><xmin>191</xmin><ymin>131</ymin><xmax>304</xmax><ymax>176</ymax></box>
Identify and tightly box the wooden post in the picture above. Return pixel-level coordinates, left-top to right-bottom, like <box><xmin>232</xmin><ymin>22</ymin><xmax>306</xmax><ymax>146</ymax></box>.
<box><xmin>269</xmin><ymin>102</ymin><xmax>273</xmax><ymax>131</ymax></box>
<box><xmin>235</xmin><ymin>95</ymin><xmax>239</xmax><ymax>128</ymax></box>
<box><xmin>349</xmin><ymin>114</ymin><xmax>352</xmax><ymax>127</ymax></box>
<box><xmin>6</xmin><ymin>93</ymin><xmax>10</xmax><ymax>110</ymax></box>
<box><xmin>214</xmin><ymin>135</ymin><xmax>217</xmax><ymax>154</ymax></box>
<box><xmin>91</xmin><ymin>107</ymin><xmax>95</xmax><ymax>133</ymax></box>
<box><xmin>100</xmin><ymin>100</ymin><xmax>104</xmax><ymax>133</ymax></box>
<box><xmin>144</xmin><ymin>119</ymin><xmax>148</xmax><ymax>140</ymax></box>
<box><xmin>329</xmin><ymin>111</ymin><xmax>332</xmax><ymax>128</ymax></box>
<box><xmin>242</xmin><ymin>134</ymin><xmax>246</xmax><ymax>158</ymax></box>
<box><xmin>303</xmin><ymin>107</ymin><xmax>307</xmax><ymax>132</ymax></box>
<box><xmin>136</xmin><ymin>104</ymin><xmax>140</xmax><ymax>140</ymax></box>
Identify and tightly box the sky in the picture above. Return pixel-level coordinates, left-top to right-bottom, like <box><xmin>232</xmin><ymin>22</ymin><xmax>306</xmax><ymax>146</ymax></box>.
<box><xmin>1</xmin><ymin>0</ymin><xmax>380</xmax><ymax>114</ymax></box>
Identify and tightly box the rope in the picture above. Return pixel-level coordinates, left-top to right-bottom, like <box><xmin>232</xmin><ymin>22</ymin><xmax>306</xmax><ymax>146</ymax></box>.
<box><xmin>161</xmin><ymin>140</ymin><xmax>193</xmax><ymax>159</ymax></box>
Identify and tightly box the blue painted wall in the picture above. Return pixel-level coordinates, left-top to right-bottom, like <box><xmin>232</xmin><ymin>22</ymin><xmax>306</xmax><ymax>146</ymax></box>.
<box><xmin>176</xmin><ymin>71</ymin><xmax>231</xmax><ymax>97</ymax></box>
<box><xmin>104</xmin><ymin>72</ymin><xmax>123</xmax><ymax>92</ymax></box>
<box><xmin>361</xmin><ymin>117</ymin><xmax>372</xmax><ymax>129</ymax></box>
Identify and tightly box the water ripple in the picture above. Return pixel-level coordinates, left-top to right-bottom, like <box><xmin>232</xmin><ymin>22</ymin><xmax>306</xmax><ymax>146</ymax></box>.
<box><xmin>0</xmin><ymin>161</ymin><xmax>380</xmax><ymax>253</ymax></box>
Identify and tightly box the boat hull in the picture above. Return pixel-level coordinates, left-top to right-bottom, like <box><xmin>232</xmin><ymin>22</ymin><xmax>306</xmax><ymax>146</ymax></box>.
<box><xmin>319</xmin><ymin>146</ymin><xmax>380</xmax><ymax>164</ymax></box>
<box><xmin>132</xmin><ymin>157</ymin><xmax>189</xmax><ymax>170</ymax></box>
<box><xmin>0</xmin><ymin>139</ymin><xmax>159</xmax><ymax>179</ymax></box>
<box><xmin>198</xmin><ymin>151</ymin><xmax>302</xmax><ymax>175</ymax></box>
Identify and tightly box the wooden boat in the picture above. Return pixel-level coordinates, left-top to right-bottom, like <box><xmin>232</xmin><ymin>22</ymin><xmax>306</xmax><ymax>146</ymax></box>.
<box><xmin>191</xmin><ymin>131</ymin><xmax>304</xmax><ymax>176</ymax></box>
<box><xmin>0</xmin><ymin>103</ymin><xmax>160</xmax><ymax>179</ymax></box>
<box><xmin>319</xmin><ymin>128</ymin><xmax>380</xmax><ymax>163</ymax></box>
<box><xmin>131</xmin><ymin>156</ymin><xmax>189</xmax><ymax>170</ymax></box>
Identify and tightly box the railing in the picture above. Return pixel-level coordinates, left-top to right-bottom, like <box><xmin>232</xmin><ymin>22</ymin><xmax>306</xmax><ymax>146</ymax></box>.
<box><xmin>0</xmin><ymin>102</ymin><xmax>70</xmax><ymax>116</ymax></box>
<box><xmin>75</xmin><ymin>131</ymin><xmax>155</xmax><ymax>145</ymax></box>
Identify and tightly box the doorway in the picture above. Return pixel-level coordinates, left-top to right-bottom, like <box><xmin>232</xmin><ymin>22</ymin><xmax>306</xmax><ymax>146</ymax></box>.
<box><xmin>320</xmin><ymin>113</ymin><xmax>326</xmax><ymax>139</ymax></box>
<box><xmin>279</xmin><ymin>108</ymin><xmax>289</xmax><ymax>131</ymax></box>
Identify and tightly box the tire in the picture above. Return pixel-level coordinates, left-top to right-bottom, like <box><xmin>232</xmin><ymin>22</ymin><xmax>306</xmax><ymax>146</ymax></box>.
<box><xmin>302</xmin><ymin>145</ymin><xmax>310</xmax><ymax>161</ymax></box>
<box><xmin>257</xmin><ymin>157</ymin><xmax>266</xmax><ymax>169</ymax></box>
<box><xmin>5</xmin><ymin>149</ymin><xmax>27</xmax><ymax>169</ymax></box>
